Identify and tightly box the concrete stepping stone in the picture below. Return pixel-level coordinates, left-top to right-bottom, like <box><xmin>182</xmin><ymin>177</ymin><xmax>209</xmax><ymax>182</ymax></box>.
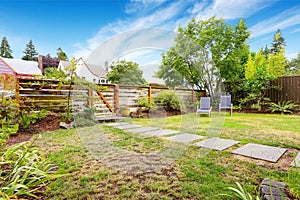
<box><xmin>127</xmin><ymin>126</ymin><xmax>159</xmax><ymax>133</ymax></box>
<box><xmin>232</xmin><ymin>143</ymin><xmax>287</xmax><ymax>163</ymax></box>
<box><xmin>115</xmin><ymin>124</ymin><xmax>142</xmax><ymax>130</ymax></box>
<box><xmin>142</xmin><ymin>129</ymin><xmax>178</xmax><ymax>137</ymax></box>
<box><xmin>105</xmin><ymin>122</ymin><xmax>129</xmax><ymax>127</ymax></box>
<box><xmin>290</xmin><ymin>152</ymin><xmax>300</xmax><ymax>167</ymax></box>
<box><xmin>165</xmin><ymin>133</ymin><xmax>205</xmax><ymax>143</ymax></box>
<box><xmin>194</xmin><ymin>137</ymin><xmax>239</xmax><ymax>151</ymax></box>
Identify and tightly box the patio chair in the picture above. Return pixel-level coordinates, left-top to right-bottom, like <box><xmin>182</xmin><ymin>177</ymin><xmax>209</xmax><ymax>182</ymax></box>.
<box><xmin>196</xmin><ymin>97</ymin><xmax>212</xmax><ymax>117</ymax></box>
<box><xmin>219</xmin><ymin>95</ymin><xmax>233</xmax><ymax>116</ymax></box>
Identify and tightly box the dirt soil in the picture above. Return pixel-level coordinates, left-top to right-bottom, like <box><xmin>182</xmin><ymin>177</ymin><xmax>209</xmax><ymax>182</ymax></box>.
<box><xmin>4</xmin><ymin>113</ymin><xmax>61</xmax><ymax>147</ymax></box>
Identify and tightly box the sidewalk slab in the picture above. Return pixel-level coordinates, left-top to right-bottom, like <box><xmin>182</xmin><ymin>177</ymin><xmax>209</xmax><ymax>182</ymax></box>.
<box><xmin>194</xmin><ymin>137</ymin><xmax>239</xmax><ymax>151</ymax></box>
<box><xmin>115</xmin><ymin>124</ymin><xmax>142</xmax><ymax>130</ymax></box>
<box><xmin>142</xmin><ymin>129</ymin><xmax>178</xmax><ymax>137</ymax></box>
<box><xmin>127</xmin><ymin>126</ymin><xmax>159</xmax><ymax>133</ymax></box>
<box><xmin>105</xmin><ymin>122</ymin><xmax>129</xmax><ymax>127</ymax></box>
<box><xmin>233</xmin><ymin>143</ymin><xmax>287</xmax><ymax>163</ymax></box>
<box><xmin>290</xmin><ymin>152</ymin><xmax>300</xmax><ymax>167</ymax></box>
<box><xmin>165</xmin><ymin>133</ymin><xmax>205</xmax><ymax>143</ymax></box>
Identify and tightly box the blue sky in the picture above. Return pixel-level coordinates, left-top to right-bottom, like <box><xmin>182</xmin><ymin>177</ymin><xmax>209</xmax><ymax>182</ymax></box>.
<box><xmin>1</xmin><ymin>0</ymin><xmax>300</xmax><ymax>65</ymax></box>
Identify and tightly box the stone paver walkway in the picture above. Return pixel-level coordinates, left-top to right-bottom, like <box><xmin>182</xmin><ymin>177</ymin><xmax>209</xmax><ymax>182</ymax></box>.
<box><xmin>127</xmin><ymin>126</ymin><xmax>159</xmax><ymax>133</ymax></box>
<box><xmin>105</xmin><ymin>122</ymin><xmax>129</xmax><ymax>127</ymax></box>
<box><xmin>233</xmin><ymin>143</ymin><xmax>287</xmax><ymax>163</ymax></box>
<box><xmin>142</xmin><ymin>129</ymin><xmax>178</xmax><ymax>137</ymax></box>
<box><xmin>105</xmin><ymin>122</ymin><xmax>297</xmax><ymax>166</ymax></box>
<box><xmin>194</xmin><ymin>137</ymin><xmax>239</xmax><ymax>151</ymax></box>
<box><xmin>114</xmin><ymin>124</ymin><xmax>142</xmax><ymax>130</ymax></box>
<box><xmin>165</xmin><ymin>133</ymin><xmax>205</xmax><ymax>143</ymax></box>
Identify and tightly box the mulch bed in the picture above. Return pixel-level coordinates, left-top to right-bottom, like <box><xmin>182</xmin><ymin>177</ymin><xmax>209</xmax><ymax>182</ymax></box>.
<box><xmin>3</xmin><ymin>113</ymin><xmax>61</xmax><ymax>147</ymax></box>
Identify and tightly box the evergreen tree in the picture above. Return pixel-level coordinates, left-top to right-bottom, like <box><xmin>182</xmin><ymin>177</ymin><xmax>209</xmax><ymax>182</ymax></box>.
<box><xmin>22</xmin><ymin>40</ymin><xmax>38</xmax><ymax>61</ymax></box>
<box><xmin>262</xmin><ymin>45</ymin><xmax>270</xmax><ymax>58</ymax></box>
<box><xmin>270</xmin><ymin>29</ymin><xmax>286</xmax><ymax>54</ymax></box>
<box><xmin>56</xmin><ymin>47</ymin><xmax>68</xmax><ymax>61</ymax></box>
<box><xmin>0</xmin><ymin>37</ymin><xmax>13</xmax><ymax>58</ymax></box>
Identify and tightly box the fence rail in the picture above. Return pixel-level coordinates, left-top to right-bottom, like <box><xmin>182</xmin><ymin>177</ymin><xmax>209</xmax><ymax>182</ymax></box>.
<box><xmin>14</xmin><ymin>78</ymin><xmax>206</xmax><ymax>116</ymax></box>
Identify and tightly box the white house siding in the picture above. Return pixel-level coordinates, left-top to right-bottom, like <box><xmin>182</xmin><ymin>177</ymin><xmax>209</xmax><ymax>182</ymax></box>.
<box><xmin>58</xmin><ymin>59</ymin><xmax>107</xmax><ymax>84</ymax></box>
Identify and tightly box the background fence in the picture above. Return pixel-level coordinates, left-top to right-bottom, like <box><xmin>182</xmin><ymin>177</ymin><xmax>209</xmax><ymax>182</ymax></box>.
<box><xmin>15</xmin><ymin>78</ymin><xmax>206</xmax><ymax>117</ymax></box>
<box><xmin>266</xmin><ymin>76</ymin><xmax>300</xmax><ymax>107</ymax></box>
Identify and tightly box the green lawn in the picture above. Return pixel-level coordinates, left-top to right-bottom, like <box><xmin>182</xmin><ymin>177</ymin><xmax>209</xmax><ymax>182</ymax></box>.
<box><xmin>33</xmin><ymin>113</ymin><xmax>299</xmax><ymax>199</ymax></box>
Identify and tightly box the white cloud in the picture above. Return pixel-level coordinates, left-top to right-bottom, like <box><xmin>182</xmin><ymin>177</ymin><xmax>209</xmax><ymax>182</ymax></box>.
<box><xmin>125</xmin><ymin>0</ymin><xmax>168</xmax><ymax>14</ymax></box>
<box><xmin>72</xmin><ymin>0</ymin><xmax>282</xmax><ymax>61</ymax></box>
<box><xmin>291</xmin><ymin>27</ymin><xmax>300</xmax><ymax>33</ymax></box>
<box><xmin>72</xmin><ymin>0</ymin><xmax>186</xmax><ymax>59</ymax></box>
<box><xmin>194</xmin><ymin>0</ymin><xmax>275</xmax><ymax>20</ymax></box>
<box><xmin>250</xmin><ymin>7</ymin><xmax>300</xmax><ymax>37</ymax></box>
<box><xmin>285</xmin><ymin>52</ymin><xmax>299</xmax><ymax>60</ymax></box>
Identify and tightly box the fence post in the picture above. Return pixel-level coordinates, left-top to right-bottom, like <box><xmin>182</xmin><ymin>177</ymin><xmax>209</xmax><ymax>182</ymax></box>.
<box><xmin>114</xmin><ymin>84</ymin><xmax>119</xmax><ymax>116</ymax></box>
<box><xmin>148</xmin><ymin>86</ymin><xmax>152</xmax><ymax>102</ymax></box>
<box><xmin>88</xmin><ymin>89</ymin><xmax>93</xmax><ymax>108</ymax></box>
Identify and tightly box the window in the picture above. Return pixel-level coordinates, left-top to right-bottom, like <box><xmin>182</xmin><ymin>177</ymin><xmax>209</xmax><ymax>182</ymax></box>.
<box><xmin>101</xmin><ymin>79</ymin><xmax>105</xmax><ymax>83</ymax></box>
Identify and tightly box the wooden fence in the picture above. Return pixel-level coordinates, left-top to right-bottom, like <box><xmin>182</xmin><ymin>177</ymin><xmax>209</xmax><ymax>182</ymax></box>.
<box><xmin>90</xmin><ymin>84</ymin><xmax>206</xmax><ymax>117</ymax></box>
<box><xmin>14</xmin><ymin>78</ymin><xmax>206</xmax><ymax>117</ymax></box>
<box><xmin>266</xmin><ymin>76</ymin><xmax>300</xmax><ymax>106</ymax></box>
<box><xmin>17</xmin><ymin>78</ymin><xmax>88</xmax><ymax>112</ymax></box>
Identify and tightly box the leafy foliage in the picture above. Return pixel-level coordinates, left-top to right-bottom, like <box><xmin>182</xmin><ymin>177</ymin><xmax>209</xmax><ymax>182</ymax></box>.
<box><xmin>243</xmin><ymin>47</ymin><xmax>286</xmax><ymax>110</ymax></box>
<box><xmin>156</xmin><ymin>17</ymin><xmax>250</xmax><ymax>96</ymax></box>
<box><xmin>107</xmin><ymin>60</ymin><xmax>147</xmax><ymax>86</ymax></box>
<box><xmin>222</xmin><ymin>182</ymin><xmax>261</xmax><ymax>200</ymax></box>
<box><xmin>0</xmin><ymin>142</ymin><xmax>63</xmax><ymax>199</ymax></box>
<box><xmin>154</xmin><ymin>90</ymin><xmax>181</xmax><ymax>111</ymax></box>
<box><xmin>270</xmin><ymin>29</ymin><xmax>286</xmax><ymax>54</ymax></box>
<box><xmin>44</xmin><ymin>67</ymin><xmax>67</xmax><ymax>81</ymax></box>
<box><xmin>22</xmin><ymin>40</ymin><xmax>38</xmax><ymax>61</ymax></box>
<box><xmin>56</xmin><ymin>47</ymin><xmax>68</xmax><ymax>61</ymax></box>
<box><xmin>137</xmin><ymin>96</ymin><xmax>157</xmax><ymax>110</ymax></box>
<box><xmin>288</xmin><ymin>157</ymin><xmax>300</xmax><ymax>199</ymax></box>
<box><xmin>40</xmin><ymin>54</ymin><xmax>60</xmax><ymax>72</ymax></box>
<box><xmin>0</xmin><ymin>37</ymin><xmax>13</xmax><ymax>58</ymax></box>
<box><xmin>267</xmin><ymin>101</ymin><xmax>298</xmax><ymax>114</ymax></box>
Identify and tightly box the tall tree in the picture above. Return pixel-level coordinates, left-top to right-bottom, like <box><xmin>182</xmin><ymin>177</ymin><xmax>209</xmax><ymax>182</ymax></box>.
<box><xmin>56</xmin><ymin>47</ymin><xmax>68</xmax><ymax>61</ymax></box>
<box><xmin>156</xmin><ymin>17</ymin><xmax>250</xmax><ymax>95</ymax></box>
<box><xmin>22</xmin><ymin>40</ymin><xmax>38</xmax><ymax>61</ymax></box>
<box><xmin>107</xmin><ymin>59</ymin><xmax>147</xmax><ymax>86</ymax></box>
<box><xmin>270</xmin><ymin>29</ymin><xmax>286</xmax><ymax>54</ymax></box>
<box><xmin>0</xmin><ymin>37</ymin><xmax>13</xmax><ymax>58</ymax></box>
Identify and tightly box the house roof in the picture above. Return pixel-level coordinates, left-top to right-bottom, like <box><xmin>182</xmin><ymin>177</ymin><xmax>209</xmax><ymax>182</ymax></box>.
<box><xmin>1</xmin><ymin>57</ymin><xmax>42</xmax><ymax>75</ymax></box>
<box><xmin>83</xmin><ymin>61</ymin><xmax>107</xmax><ymax>78</ymax></box>
<box><xmin>58</xmin><ymin>58</ymin><xmax>107</xmax><ymax>78</ymax></box>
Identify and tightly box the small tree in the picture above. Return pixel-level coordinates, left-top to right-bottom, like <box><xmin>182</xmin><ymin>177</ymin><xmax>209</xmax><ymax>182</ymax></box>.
<box><xmin>65</xmin><ymin>58</ymin><xmax>77</xmax><ymax>121</ymax></box>
<box><xmin>243</xmin><ymin>48</ymin><xmax>286</xmax><ymax>110</ymax></box>
<box><xmin>0</xmin><ymin>37</ymin><xmax>13</xmax><ymax>58</ymax></box>
<box><xmin>107</xmin><ymin>59</ymin><xmax>147</xmax><ymax>86</ymax></box>
<box><xmin>22</xmin><ymin>40</ymin><xmax>38</xmax><ymax>61</ymax></box>
<box><xmin>56</xmin><ymin>47</ymin><xmax>68</xmax><ymax>61</ymax></box>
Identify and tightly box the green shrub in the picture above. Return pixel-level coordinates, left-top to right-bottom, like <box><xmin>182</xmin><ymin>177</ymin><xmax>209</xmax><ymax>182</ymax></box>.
<box><xmin>267</xmin><ymin>101</ymin><xmax>298</xmax><ymax>114</ymax></box>
<box><xmin>74</xmin><ymin>116</ymin><xmax>95</xmax><ymax>127</ymax></box>
<box><xmin>137</xmin><ymin>96</ymin><xmax>157</xmax><ymax>110</ymax></box>
<box><xmin>155</xmin><ymin>90</ymin><xmax>181</xmax><ymax>111</ymax></box>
